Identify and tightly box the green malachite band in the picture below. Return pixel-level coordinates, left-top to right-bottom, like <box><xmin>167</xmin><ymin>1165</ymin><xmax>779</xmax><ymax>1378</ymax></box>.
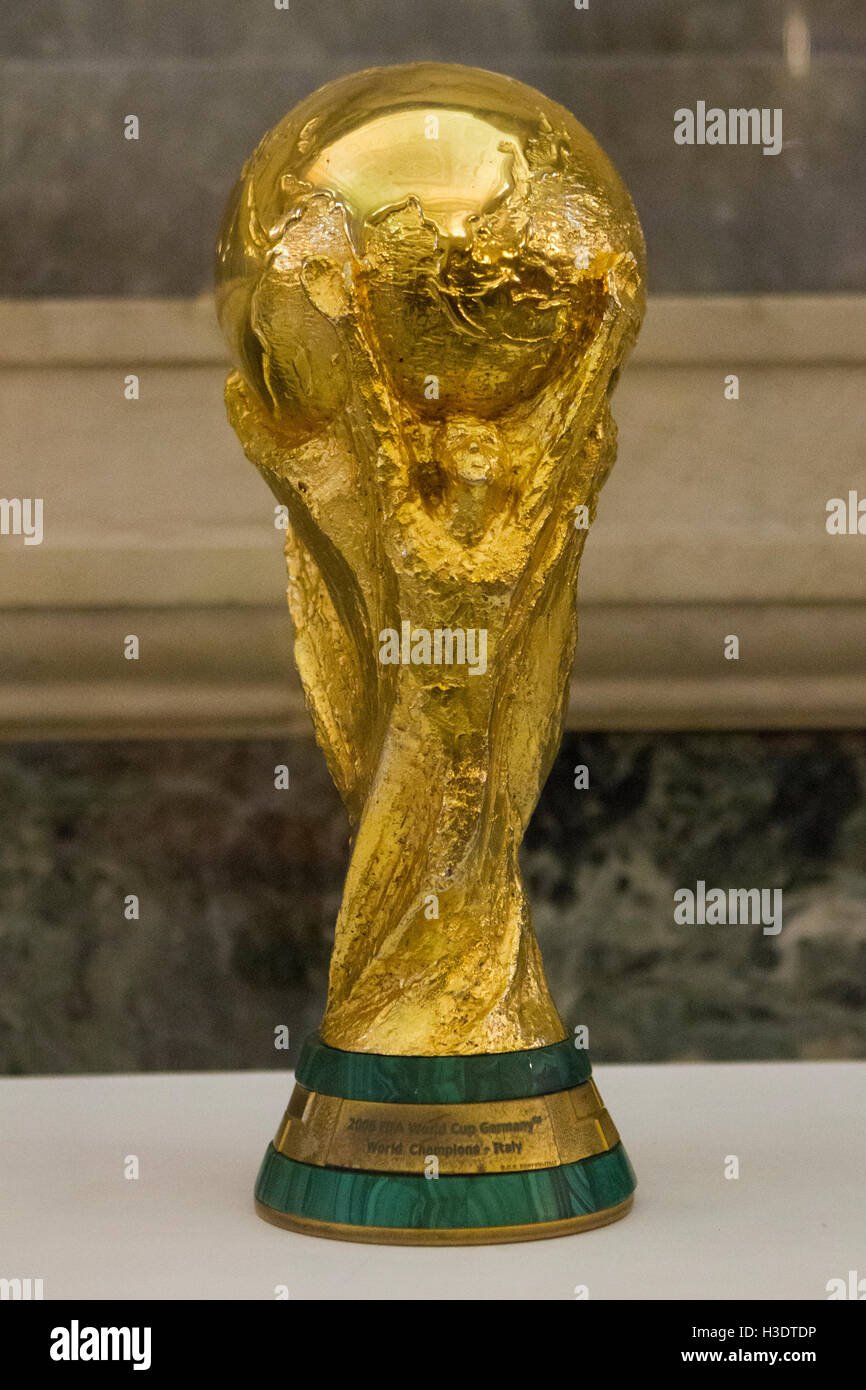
<box><xmin>255</xmin><ymin>1141</ymin><xmax>636</xmax><ymax>1231</ymax></box>
<box><xmin>294</xmin><ymin>1034</ymin><xmax>592</xmax><ymax>1104</ymax></box>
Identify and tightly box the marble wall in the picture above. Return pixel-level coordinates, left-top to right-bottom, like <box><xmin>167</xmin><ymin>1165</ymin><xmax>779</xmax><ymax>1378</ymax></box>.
<box><xmin>2</xmin><ymin>731</ymin><xmax>864</xmax><ymax>1074</ymax></box>
<box><xmin>1</xmin><ymin>1</ymin><xmax>864</xmax><ymax>294</ymax></box>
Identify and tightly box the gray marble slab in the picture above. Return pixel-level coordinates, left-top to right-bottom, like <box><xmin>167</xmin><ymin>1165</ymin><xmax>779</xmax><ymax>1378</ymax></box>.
<box><xmin>0</xmin><ymin>2</ymin><xmax>864</xmax><ymax>292</ymax></box>
<box><xmin>1</xmin><ymin>1</ymin><xmax>863</xmax><ymax>59</ymax></box>
<box><xmin>1</xmin><ymin>731</ymin><xmax>864</xmax><ymax>1074</ymax></box>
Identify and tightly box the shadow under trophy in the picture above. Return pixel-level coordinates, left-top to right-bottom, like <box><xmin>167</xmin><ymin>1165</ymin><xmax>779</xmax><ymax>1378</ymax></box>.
<box><xmin>215</xmin><ymin>62</ymin><xmax>646</xmax><ymax>1244</ymax></box>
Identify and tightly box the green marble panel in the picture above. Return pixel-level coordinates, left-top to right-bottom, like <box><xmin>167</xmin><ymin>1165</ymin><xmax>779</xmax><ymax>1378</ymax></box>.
<box><xmin>255</xmin><ymin>1141</ymin><xmax>636</xmax><ymax>1231</ymax></box>
<box><xmin>294</xmin><ymin>1033</ymin><xmax>592</xmax><ymax>1104</ymax></box>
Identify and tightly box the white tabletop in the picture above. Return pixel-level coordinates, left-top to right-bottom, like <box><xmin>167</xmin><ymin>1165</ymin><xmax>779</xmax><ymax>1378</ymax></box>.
<box><xmin>1</xmin><ymin>1062</ymin><xmax>863</xmax><ymax>1301</ymax></box>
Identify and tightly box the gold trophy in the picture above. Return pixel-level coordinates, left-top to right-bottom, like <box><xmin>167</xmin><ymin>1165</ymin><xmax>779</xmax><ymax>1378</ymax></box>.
<box><xmin>216</xmin><ymin>63</ymin><xmax>645</xmax><ymax>1243</ymax></box>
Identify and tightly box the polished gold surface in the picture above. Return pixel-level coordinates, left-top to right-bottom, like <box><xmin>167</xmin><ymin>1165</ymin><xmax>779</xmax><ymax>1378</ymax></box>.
<box><xmin>274</xmin><ymin>1079</ymin><xmax>619</xmax><ymax>1174</ymax></box>
<box><xmin>217</xmin><ymin>63</ymin><xmax>645</xmax><ymax>1056</ymax></box>
<box><xmin>254</xmin><ymin>1194</ymin><xmax>634</xmax><ymax>1246</ymax></box>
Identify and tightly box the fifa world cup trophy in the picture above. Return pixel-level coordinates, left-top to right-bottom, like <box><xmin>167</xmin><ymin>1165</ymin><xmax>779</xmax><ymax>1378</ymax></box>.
<box><xmin>216</xmin><ymin>63</ymin><xmax>646</xmax><ymax>1243</ymax></box>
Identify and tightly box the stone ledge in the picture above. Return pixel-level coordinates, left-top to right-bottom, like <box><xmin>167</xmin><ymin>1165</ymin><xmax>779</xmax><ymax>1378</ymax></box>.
<box><xmin>1</xmin><ymin>603</ymin><xmax>863</xmax><ymax>738</ymax></box>
<box><xmin>2</xmin><ymin>294</ymin><xmax>865</xmax><ymax>366</ymax></box>
<box><xmin>2</xmin><ymin>295</ymin><xmax>864</xmax><ymax>735</ymax></box>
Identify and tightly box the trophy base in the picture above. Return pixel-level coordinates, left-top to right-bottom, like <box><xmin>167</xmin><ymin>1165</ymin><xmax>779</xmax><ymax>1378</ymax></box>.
<box><xmin>254</xmin><ymin>1034</ymin><xmax>636</xmax><ymax>1246</ymax></box>
<box><xmin>254</xmin><ymin>1193</ymin><xmax>633</xmax><ymax>1245</ymax></box>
